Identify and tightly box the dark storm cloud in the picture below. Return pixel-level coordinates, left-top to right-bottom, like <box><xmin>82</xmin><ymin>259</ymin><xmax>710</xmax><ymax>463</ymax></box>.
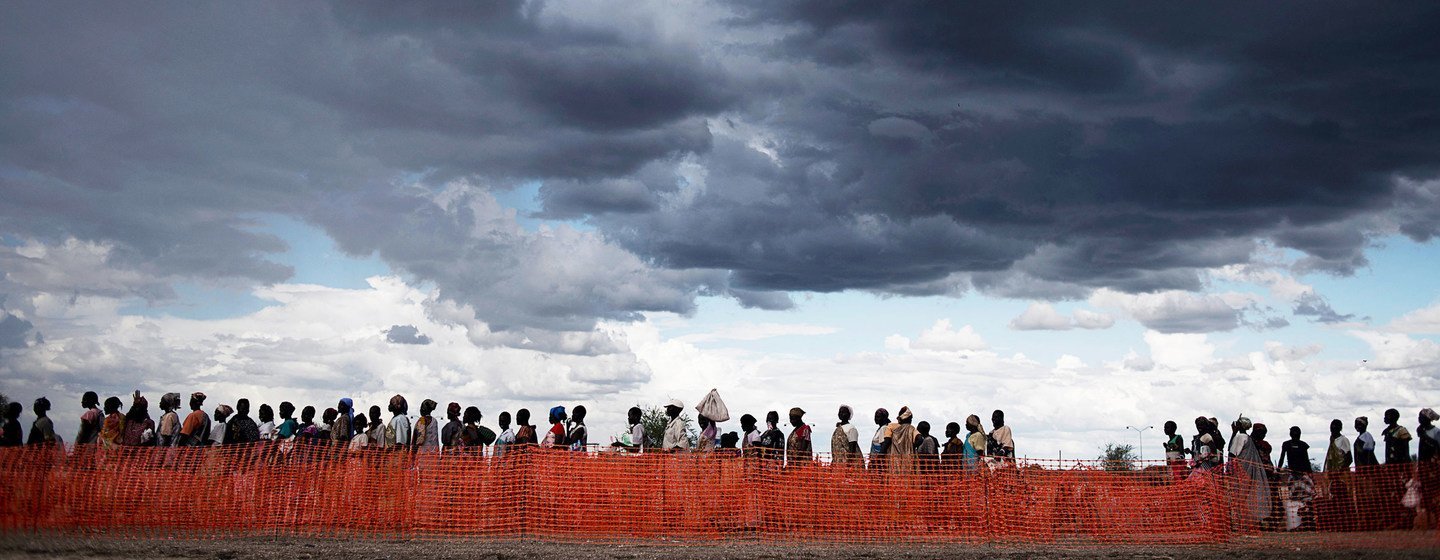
<box><xmin>0</xmin><ymin>312</ymin><xmax>36</xmax><ymax>349</ymax></box>
<box><xmin>0</xmin><ymin>1</ymin><xmax>733</xmax><ymax>330</ymax></box>
<box><xmin>3</xmin><ymin>1</ymin><xmax>1439</xmax><ymax>334</ymax></box>
<box><xmin>384</xmin><ymin>325</ymin><xmax>432</xmax><ymax>346</ymax></box>
<box><xmin>566</xmin><ymin>2</ymin><xmax>1440</xmax><ymax>300</ymax></box>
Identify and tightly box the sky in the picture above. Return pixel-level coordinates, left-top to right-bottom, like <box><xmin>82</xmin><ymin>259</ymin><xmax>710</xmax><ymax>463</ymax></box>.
<box><xmin>2</xmin><ymin>1</ymin><xmax>1439</xmax><ymax>459</ymax></box>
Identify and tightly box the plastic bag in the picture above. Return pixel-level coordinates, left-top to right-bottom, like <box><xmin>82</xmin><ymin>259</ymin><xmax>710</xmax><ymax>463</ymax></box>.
<box><xmin>696</xmin><ymin>388</ymin><xmax>730</xmax><ymax>422</ymax></box>
<box><xmin>1402</xmin><ymin>478</ymin><xmax>1421</xmax><ymax>509</ymax></box>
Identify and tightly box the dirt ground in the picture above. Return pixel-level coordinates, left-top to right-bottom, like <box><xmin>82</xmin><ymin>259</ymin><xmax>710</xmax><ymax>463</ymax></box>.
<box><xmin>0</xmin><ymin>535</ymin><xmax>1436</xmax><ymax>560</ymax></box>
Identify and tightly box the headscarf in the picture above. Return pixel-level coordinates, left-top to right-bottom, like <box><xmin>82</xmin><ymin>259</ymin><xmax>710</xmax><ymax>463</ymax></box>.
<box><xmin>388</xmin><ymin>395</ymin><xmax>408</xmax><ymax>414</ymax></box>
<box><xmin>420</xmin><ymin>399</ymin><xmax>438</xmax><ymax>416</ymax></box>
<box><xmin>190</xmin><ymin>392</ymin><xmax>206</xmax><ymax>402</ymax></box>
<box><xmin>1356</xmin><ymin>416</ymin><xmax>1369</xmax><ymax>431</ymax></box>
<box><xmin>447</xmin><ymin>402</ymin><xmax>462</xmax><ymax>420</ymax></box>
<box><xmin>1252</xmin><ymin>423</ymin><xmax>1268</xmax><ymax>440</ymax></box>
<box><xmin>897</xmin><ymin>406</ymin><xmax>913</xmax><ymax>422</ymax></box>
<box><xmin>1422</xmin><ymin>408</ymin><xmax>1439</xmax><ymax>422</ymax></box>
<box><xmin>339</xmin><ymin>398</ymin><xmax>355</xmax><ymax>437</ymax></box>
<box><xmin>214</xmin><ymin>404</ymin><xmax>234</xmax><ymax>420</ymax></box>
<box><xmin>159</xmin><ymin>393</ymin><xmax>181</xmax><ymax>411</ymax></box>
<box><xmin>1233</xmin><ymin>415</ymin><xmax>1252</xmax><ymax>432</ymax></box>
<box><xmin>549</xmin><ymin>406</ymin><xmax>566</xmax><ymax>424</ymax></box>
<box><xmin>789</xmin><ymin>407</ymin><xmax>805</xmax><ymax>418</ymax></box>
<box><xmin>965</xmin><ymin>414</ymin><xmax>981</xmax><ymax>432</ymax></box>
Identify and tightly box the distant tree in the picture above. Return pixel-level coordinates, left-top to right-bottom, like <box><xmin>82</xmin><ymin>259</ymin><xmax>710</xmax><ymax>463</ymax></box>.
<box><xmin>640</xmin><ymin>405</ymin><xmax>696</xmax><ymax>449</ymax></box>
<box><xmin>1098</xmin><ymin>442</ymin><xmax>1138</xmax><ymax>471</ymax></box>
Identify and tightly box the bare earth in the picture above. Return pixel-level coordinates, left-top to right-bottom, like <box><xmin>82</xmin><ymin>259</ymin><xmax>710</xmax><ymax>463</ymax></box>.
<box><xmin>0</xmin><ymin>536</ymin><xmax>1436</xmax><ymax>560</ymax></box>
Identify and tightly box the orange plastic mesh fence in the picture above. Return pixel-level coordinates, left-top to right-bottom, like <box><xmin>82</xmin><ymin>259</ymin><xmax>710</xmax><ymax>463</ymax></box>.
<box><xmin>1</xmin><ymin>444</ymin><xmax>1436</xmax><ymax>548</ymax></box>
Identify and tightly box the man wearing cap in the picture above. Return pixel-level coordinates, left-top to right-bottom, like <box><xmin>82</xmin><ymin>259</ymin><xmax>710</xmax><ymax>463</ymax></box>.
<box><xmin>831</xmin><ymin>405</ymin><xmax>862</xmax><ymax>468</ymax></box>
<box><xmin>787</xmin><ymin>407</ymin><xmax>812</xmax><ymax>465</ymax></box>
<box><xmin>663</xmin><ymin>399</ymin><xmax>689</xmax><ymax>451</ymax></box>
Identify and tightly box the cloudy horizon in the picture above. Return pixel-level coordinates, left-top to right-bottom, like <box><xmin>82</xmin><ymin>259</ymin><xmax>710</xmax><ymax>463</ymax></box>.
<box><xmin>2</xmin><ymin>1</ymin><xmax>1438</xmax><ymax>458</ymax></box>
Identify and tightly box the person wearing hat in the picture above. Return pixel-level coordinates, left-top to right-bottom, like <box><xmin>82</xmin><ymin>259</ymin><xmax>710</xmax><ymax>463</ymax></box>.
<box><xmin>663</xmin><ymin>399</ymin><xmax>689</xmax><ymax>451</ymax></box>
<box><xmin>831</xmin><ymin>405</ymin><xmax>862</xmax><ymax>468</ymax></box>
<box><xmin>886</xmin><ymin>407</ymin><xmax>918</xmax><ymax>474</ymax></box>
<box><xmin>1229</xmin><ymin>415</ymin><xmax>1272</xmax><ymax>527</ymax></box>
<box><xmin>413</xmin><ymin>399</ymin><xmax>440</xmax><ymax>451</ymax></box>
<box><xmin>1417</xmin><ymin>408</ymin><xmax>1439</xmax><ymax>462</ymax></box>
<box><xmin>786</xmin><ymin>407</ymin><xmax>812</xmax><ymax>465</ymax></box>
<box><xmin>387</xmin><ymin>395</ymin><xmax>411</xmax><ymax>448</ymax></box>
<box><xmin>177</xmin><ymin>392</ymin><xmax>210</xmax><ymax>447</ymax></box>
<box><xmin>26</xmin><ymin>397</ymin><xmax>57</xmax><ymax>446</ymax></box>
<box><xmin>739</xmin><ymin>414</ymin><xmax>761</xmax><ymax>455</ymax></box>
<box><xmin>1418</xmin><ymin>409</ymin><xmax>1440</xmax><ymax>521</ymax></box>
<box><xmin>543</xmin><ymin>406</ymin><xmax>568</xmax><ymax>448</ymax></box>
<box><xmin>157</xmin><ymin>393</ymin><xmax>183</xmax><ymax>447</ymax></box>
<box><xmin>870</xmin><ymin>408</ymin><xmax>892</xmax><ymax>469</ymax></box>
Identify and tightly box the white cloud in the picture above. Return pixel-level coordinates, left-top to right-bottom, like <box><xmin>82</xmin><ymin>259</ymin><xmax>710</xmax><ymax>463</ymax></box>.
<box><xmin>909</xmin><ymin>319</ymin><xmax>987</xmax><ymax>352</ymax></box>
<box><xmin>1350</xmin><ymin>330</ymin><xmax>1440</xmax><ymax>371</ymax></box>
<box><xmin>1090</xmin><ymin>288</ymin><xmax>1245</xmax><ymax>333</ymax></box>
<box><xmin>1143</xmin><ymin>330</ymin><xmax>1216</xmax><ymax>370</ymax></box>
<box><xmin>1009</xmin><ymin>303</ymin><xmax>1071</xmax><ymax>330</ymax></box>
<box><xmin>1008</xmin><ymin>302</ymin><xmax>1114</xmax><ymax>331</ymax></box>
<box><xmin>1388</xmin><ymin>302</ymin><xmax>1440</xmax><ymax>334</ymax></box>
<box><xmin>675</xmin><ymin>323</ymin><xmax>839</xmax><ymax>344</ymax></box>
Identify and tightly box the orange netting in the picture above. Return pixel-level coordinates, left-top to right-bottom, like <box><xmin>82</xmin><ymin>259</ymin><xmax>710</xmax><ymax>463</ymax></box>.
<box><xmin>0</xmin><ymin>444</ymin><xmax>1436</xmax><ymax>548</ymax></box>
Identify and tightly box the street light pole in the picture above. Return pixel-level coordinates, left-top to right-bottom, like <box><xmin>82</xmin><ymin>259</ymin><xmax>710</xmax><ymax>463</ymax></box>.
<box><xmin>1125</xmin><ymin>425</ymin><xmax>1154</xmax><ymax>464</ymax></box>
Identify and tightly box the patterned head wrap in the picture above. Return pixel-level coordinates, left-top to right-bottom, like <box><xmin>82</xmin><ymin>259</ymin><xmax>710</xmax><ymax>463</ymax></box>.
<box><xmin>214</xmin><ymin>404</ymin><xmax>234</xmax><ymax>420</ymax></box>
<box><xmin>1356</xmin><ymin>416</ymin><xmax>1369</xmax><ymax>430</ymax></box>
<box><xmin>388</xmin><ymin>395</ymin><xmax>408</xmax><ymax>414</ymax></box>
<box><xmin>789</xmin><ymin>407</ymin><xmax>805</xmax><ymax>418</ymax></box>
<box><xmin>898</xmin><ymin>407</ymin><xmax>913</xmax><ymax>421</ymax></box>
<box><xmin>965</xmin><ymin>414</ymin><xmax>981</xmax><ymax>431</ymax></box>
<box><xmin>1233</xmin><ymin>415</ymin><xmax>1252</xmax><ymax>431</ymax></box>
<box><xmin>447</xmin><ymin>402</ymin><xmax>462</xmax><ymax>420</ymax></box>
<box><xmin>190</xmin><ymin>392</ymin><xmax>206</xmax><ymax>403</ymax></box>
<box><xmin>1422</xmin><ymin>408</ymin><xmax>1439</xmax><ymax>422</ymax></box>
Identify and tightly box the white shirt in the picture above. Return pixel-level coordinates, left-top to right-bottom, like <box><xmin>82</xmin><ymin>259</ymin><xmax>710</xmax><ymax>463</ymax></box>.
<box><xmin>1356</xmin><ymin>432</ymin><xmax>1376</xmax><ymax>452</ymax></box>
<box><xmin>743</xmin><ymin>429</ymin><xmax>761</xmax><ymax>448</ymax></box>
<box><xmin>350</xmin><ymin>432</ymin><xmax>368</xmax><ymax>450</ymax></box>
<box><xmin>258</xmin><ymin>421</ymin><xmax>276</xmax><ymax>441</ymax></box>
<box><xmin>664</xmin><ymin>417</ymin><xmax>689</xmax><ymax>449</ymax></box>
<box><xmin>1229</xmin><ymin>433</ymin><xmax>1249</xmax><ymax>456</ymax></box>
<box><xmin>209</xmin><ymin>421</ymin><xmax>227</xmax><ymax>446</ymax></box>
<box><xmin>1332</xmin><ymin>434</ymin><xmax>1352</xmax><ymax>455</ymax></box>
<box><xmin>843</xmin><ymin>424</ymin><xmax>859</xmax><ymax>444</ymax></box>
<box><xmin>390</xmin><ymin>415</ymin><xmax>411</xmax><ymax>446</ymax></box>
<box><xmin>629</xmin><ymin>423</ymin><xmax>647</xmax><ymax>449</ymax></box>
